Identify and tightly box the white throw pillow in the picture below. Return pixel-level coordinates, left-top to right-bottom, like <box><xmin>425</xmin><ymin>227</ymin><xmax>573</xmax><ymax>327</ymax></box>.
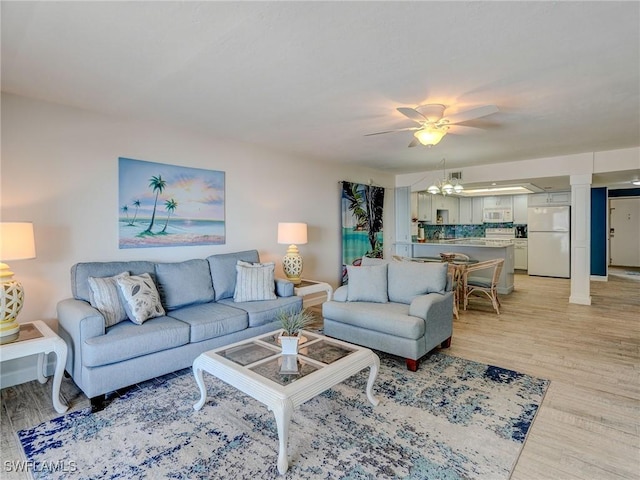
<box><xmin>88</xmin><ymin>272</ymin><xmax>130</xmax><ymax>327</ymax></box>
<box><xmin>116</xmin><ymin>273</ymin><xmax>165</xmax><ymax>325</ymax></box>
<box><xmin>347</xmin><ymin>264</ymin><xmax>388</xmax><ymax>303</ymax></box>
<box><xmin>233</xmin><ymin>261</ymin><xmax>277</xmax><ymax>302</ymax></box>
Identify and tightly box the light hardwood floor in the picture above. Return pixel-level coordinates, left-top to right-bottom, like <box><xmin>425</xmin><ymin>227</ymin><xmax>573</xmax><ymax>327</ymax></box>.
<box><xmin>1</xmin><ymin>272</ymin><xmax>639</xmax><ymax>479</ymax></box>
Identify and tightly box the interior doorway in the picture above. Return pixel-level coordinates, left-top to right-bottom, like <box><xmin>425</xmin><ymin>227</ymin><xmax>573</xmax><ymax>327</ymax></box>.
<box><xmin>609</xmin><ymin>197</ymin><xmax>640</xmax><ymax>267</ymax></box>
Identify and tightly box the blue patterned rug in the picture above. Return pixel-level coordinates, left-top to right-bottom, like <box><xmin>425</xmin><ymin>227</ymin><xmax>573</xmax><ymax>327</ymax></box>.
<box><xmin>17</xmin><ymin>353</ymin><xmax>548</xmax><ymax>479</ymax></box>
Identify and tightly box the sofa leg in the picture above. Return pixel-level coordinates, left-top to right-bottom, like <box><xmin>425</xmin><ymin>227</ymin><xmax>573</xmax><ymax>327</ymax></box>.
<box><xmin>90</xmin><ymin>395</ymin><xmax>106</xmax><ymax>413</ymax></box>
<box><xmin>441</xmin><ymin>336</ymin><xmax>452</xmax><ymax>348</ymax></box>
<box><xmin>406</xmin><ymin>358</ymin><xmax>419</xmax><ymax>372</ymax></box>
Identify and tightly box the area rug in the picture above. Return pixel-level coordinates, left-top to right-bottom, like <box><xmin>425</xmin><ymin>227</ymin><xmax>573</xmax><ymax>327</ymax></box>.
<box><xmin>17</xmin><ymin>353</ymin><xmax>549</xmax><ymax>479</ymax></box>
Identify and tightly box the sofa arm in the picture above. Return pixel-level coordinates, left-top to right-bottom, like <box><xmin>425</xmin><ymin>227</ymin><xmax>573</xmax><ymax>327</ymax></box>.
<box><xmin>409</xmin><ymin>291</ymin><xmax>454</xmax><ymax>321</ymax></box>
<box><xmin>56</xmin><ymin>298</ymin><xmax>106</xmax><ymax>376</ymax></box>
<box><xmin>332</xmin><ymin>285</ymin><xmax>348</xmax><ymax>302</ymax></box>
<box><xmin>275</xmin><ymin>278</ymin><xmax>295</xmax><ymax>297</ymax></box>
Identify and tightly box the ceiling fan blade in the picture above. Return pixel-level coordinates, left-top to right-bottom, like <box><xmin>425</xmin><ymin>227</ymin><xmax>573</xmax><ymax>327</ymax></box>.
<box><xmin>446</xmin><ymin>125</ymin><xmax>484</xmax><ymax>135</ymax></box>
<box><xmin>408</xmin><ymin>138</ymin><xmax>420</xmax><ymax>148</ymax></box>
<box><xmin>364</xmin><ymin>127</ymin><xmax>419</xmax><ymax>136</ymax></box>
<box><xmin>397</xmin><ymin>107</ymin><xmax>427</xmax><ymax>123</ymax></box>
<box><xmin>443</xmin><ymin>105</ymin><xmax>499</xmax><ymax>124</ymax></box>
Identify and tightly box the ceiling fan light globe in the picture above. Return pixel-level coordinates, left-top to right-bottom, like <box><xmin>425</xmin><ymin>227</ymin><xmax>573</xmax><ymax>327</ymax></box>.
<box><xmin>413</xmin><ymin>128</ymin><xmax>446</xmax><ymax>146</ymax></box>
<box><xmin>427</xmin><ymin>185</ymin><xmax>440</xmax><ymax>195</ymax></box>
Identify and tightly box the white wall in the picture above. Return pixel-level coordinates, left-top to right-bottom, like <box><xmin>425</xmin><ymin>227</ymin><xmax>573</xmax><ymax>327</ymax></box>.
<box><xmin>1</xmin><ymin>93</ymin><xmax>395</xmax><ymax>329</ymax></box>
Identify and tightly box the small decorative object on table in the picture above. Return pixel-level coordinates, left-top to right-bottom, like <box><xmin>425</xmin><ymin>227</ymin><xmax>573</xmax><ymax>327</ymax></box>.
<box><xmin>277</xmin><ymin>308</ymin><xmax>315</xmax><ymax>355</ymax></box>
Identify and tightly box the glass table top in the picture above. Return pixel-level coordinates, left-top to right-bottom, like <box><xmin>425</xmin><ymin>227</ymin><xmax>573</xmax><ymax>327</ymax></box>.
<box><xmin>216</xmin><ymin>330</ymin><xmax>357</xmax><ymax>386</ymax></box>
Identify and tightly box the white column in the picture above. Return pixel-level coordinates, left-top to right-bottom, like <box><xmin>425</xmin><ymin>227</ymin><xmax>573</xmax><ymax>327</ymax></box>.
<box><xmin>570</xmin><ymin>174</ymin><xmax>592</xmax><ymax>305</ymax></box>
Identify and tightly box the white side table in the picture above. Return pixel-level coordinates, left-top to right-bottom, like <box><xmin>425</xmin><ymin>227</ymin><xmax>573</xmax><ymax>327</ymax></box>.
<box><xmin>294</xmin><ymin>279</ymin><xmax>333</xmax><ymax>307</ymax></box>
<box><xmin>0</xmin><ymin>321</ymin><xmax>68</xmax><ymax>413</ymax></box>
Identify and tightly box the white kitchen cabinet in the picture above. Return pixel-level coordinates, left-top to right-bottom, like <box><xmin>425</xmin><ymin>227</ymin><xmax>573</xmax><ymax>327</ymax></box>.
<box><xmin>472</xmin><ymin>197</ymin><xmax>484</xmax><ymax>224</ymax></box>
<box><xmin>395</xmin><ymin>243</ymin><xmax>412</xmax><ymax>257</ymax></box>
<box><xmin>417</xmin><ymin>192</ymin><xmax>433</xmax><ymax>222</ymax></box>
<box><xmin>446</xmin><ymin>195</ymin><xmax>459</xmax><ymax>224</ymax></box>
<box><xmin>430</xmin><ymin>195</ymin><xmax>459</xmax><ymax>224</ymax></box>
<box><xmin>395</xmin><ymin>186</ymin><xmax>412</xmax><ymax>244</ymax></box>
<box><xmin>514</xmin><ymin>239</ymin><xmax>528</xmax><ymax>270</ymax></box>
<box><xmin>513</xmin><ymin>195</ymin><xmax>529</xmax><ymax>224</ymax></box>
<box><xmin>483</xmin><ymin>195</ymin><xmax>513</xmax><ymax>209</ymax></box>
<box><xmin>459</xmin><ymin>198</ymin><xmax>472</xmax><ymax>224</ymax></box>
<box><xmin>528</xmin><ymin>192</ymin><xmax>571</xmax><ymax>206</ymax></box>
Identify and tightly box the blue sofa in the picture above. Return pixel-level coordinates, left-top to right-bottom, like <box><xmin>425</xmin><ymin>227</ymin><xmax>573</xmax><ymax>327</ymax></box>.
<box><xmin>57</xmin><ymin>250</ymin><xmax>302</xmax><ymax>408</ymax></box>
<box><xmin>322</xmin><ymin>257</ymin><xmax>453</xmax><ymax>371</ymax></box>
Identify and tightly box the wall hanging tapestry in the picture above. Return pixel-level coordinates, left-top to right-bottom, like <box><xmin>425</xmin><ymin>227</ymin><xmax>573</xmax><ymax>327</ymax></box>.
<box><xmin>341</xmin><ymin>181</ymin><xmax>384</xmax><ymax>284</ymax></box>
<box><xmin>118</xmin><ymin>157</ymin><xmax>225</xmax><ymax>249</ymax></box>
<box><xmin>16</xmin><ymin>352</ymin><xmax>549</xmax><ymax>479</ymax></box>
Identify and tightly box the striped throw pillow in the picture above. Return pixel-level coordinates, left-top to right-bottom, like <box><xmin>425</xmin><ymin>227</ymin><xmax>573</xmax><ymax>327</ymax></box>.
<box><xmin>233</xmin><ymin>261</ymin><xmax>277</xmax><ymax>302</ymax></box>
<box><xmin>88</xmin><ymin>272</ymin><xmax>130</xmax><ymax>327</ymax></box>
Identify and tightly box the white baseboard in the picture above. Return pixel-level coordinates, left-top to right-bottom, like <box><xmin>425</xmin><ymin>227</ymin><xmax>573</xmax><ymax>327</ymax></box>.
<box><xmin>590</xmin><ymin>275</ymin><xmax>608</xmax><ymax>282</ymax></box>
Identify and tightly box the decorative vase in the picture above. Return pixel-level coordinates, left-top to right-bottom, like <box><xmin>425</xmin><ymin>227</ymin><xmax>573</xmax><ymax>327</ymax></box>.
<box><xmin>279</xmin><ymin>334</ymin><xmax>299</xmax><ymax>355</ymax></box>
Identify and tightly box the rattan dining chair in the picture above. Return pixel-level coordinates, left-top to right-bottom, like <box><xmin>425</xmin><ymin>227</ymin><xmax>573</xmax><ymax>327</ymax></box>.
<box><xmin>462</xmin><ymin>258</ymin><xmax>505</xmax><ymax>314</ymax></box>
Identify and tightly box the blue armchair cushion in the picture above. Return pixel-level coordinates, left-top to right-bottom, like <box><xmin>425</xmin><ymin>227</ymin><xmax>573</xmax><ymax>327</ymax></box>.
<box><xmin>388</xmin><ymin>262</ymin><xmax>447</xmax><ymax>304</ymax></box>
<box><xmin>346</xmin><ymin>264</ymin><xmax>389</xmax><ymax>303</ymax></box>
<box><xmin>155</xmin><ymin>259</ymin><xmax>215</xmax><ymax>310</ymax></box>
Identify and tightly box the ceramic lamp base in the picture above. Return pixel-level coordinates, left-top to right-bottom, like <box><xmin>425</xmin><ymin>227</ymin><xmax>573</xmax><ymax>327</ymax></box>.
<box><xmin>1</xmin><ymin>279</ymin><xmax>23</xmax><ymax>344</ymax></box>
<box><xmin>282</xmin><ymin>245</ymin><xmax>303</xmax><ymax>285</ymax></box>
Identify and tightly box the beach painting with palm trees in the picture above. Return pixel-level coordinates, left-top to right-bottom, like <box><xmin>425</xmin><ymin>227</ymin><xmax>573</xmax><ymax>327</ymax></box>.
<box><xmin>341</xmin><ymin>181</ymin><xmax>384</xmax><ymax>284</ymax></box>
<box><xmin>119</xmin><ymin>157</ymin><xmax>225</xmax><ymax>248</ymax></box>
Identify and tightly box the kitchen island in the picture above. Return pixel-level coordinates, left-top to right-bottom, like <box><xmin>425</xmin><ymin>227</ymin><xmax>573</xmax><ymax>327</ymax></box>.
<box><xmin>410</xmin><ymin>239</ymin><xmax>515</xmax><ymax>294</ymax></box>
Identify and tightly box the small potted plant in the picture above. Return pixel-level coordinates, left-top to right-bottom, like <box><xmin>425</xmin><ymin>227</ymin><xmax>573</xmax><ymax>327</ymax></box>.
<box><xmin>277</xmin><ymin>308</ymin><xmax>315</xmax><ymax>354</ymax></box>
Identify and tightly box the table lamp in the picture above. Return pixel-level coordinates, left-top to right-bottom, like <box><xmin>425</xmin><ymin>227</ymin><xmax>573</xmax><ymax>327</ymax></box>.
<box><xmin>277</xmin><ymin>222</ymin><xmax>308</xmax><ymax>285</ymax></box>
<box><xmin>0</xmin><ymin>222</ymin><xmax>36</xmax><ymax>344</ymax></box>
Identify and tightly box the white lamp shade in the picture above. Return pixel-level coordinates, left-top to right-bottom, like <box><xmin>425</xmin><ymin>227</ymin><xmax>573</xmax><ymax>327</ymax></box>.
<box><xmin>0</xmin><ymin>222</ymin><xmax>36</xmax><ymax>261</ymax></box>
<box><xmin>277</xmin><ymin>223</ymin><xmax>308</xmax><ymax>245</ymax></box>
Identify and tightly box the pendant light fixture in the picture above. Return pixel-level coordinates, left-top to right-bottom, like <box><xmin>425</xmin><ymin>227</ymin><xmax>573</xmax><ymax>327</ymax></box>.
<box><xmin>427</xmin><ymin>159</ymin><xmax>464</xmax><ymax>196</ymax></box>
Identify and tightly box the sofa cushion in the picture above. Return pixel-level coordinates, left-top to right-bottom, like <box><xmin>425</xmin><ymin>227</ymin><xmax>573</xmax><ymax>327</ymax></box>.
<box><xmin>167</xmin><ymin>302</ymin><xmax>249</xmax><ymax>343</ymax></box>
<box><xmin>207</xmin><ymin>250</ymin><xmax>260</xmax><ymax>301</ymax></box>
<box><xmin>233</xmin><ymin>261</ymin><xmax>277</xmax><ymax>302</ymax></box>
<box><xmin>388</xmin><ymin>262</ymin><xmax>448</xmax><ymax>304</ymax></box>
<box><xmin>219</xmin><ymin>296</ymin><xmax>302</xmax><ymax>327</ymax></box>
<box><xmin>346</xmin><ymin>264</ymin><xmax>388</xmax><ymax>303</ymax></box>
<box><xmin>116</xmin><ymin>273</ymin><xmax>166</xmax><ymax>324</ymax></box>
<box><xmin>155</xmin><ymin>259</ymin><xmax>215</xmax><ymax>310</ymax></box>
<box><xmin>71</xmin><ymin>261</ymin><xmax>155</xmax><ymax>302</ymax></box>
<box><xmin>88</xmin><ymin>272</ymin><xmax>130</xmax><ymax>327</ymax></box>
<box><xmin>83</xmin><ymin>316</ymin><xmax>190</xmax><ymax>367</ymax></box>
<box><xmin>360</xmin><ymin>256</ymin><xmax>390</xmax><ymax>266</ymax></box>
<box><xmin>322</xmin><ymin>301</ymin><xmax>425</xmax><ymax>340</ymax></box>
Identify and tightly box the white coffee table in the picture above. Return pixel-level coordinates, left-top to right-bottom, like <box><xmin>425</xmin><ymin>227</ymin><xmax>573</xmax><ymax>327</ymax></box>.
<box><xmin>192</xmin><ymin>330</ymin><xmax>379</xmax><ymax>475</ymax></box>
<box><xmin>0</xmin><ymin>321</ymin><xmax>68</xmax><ymax>413</ymax></box>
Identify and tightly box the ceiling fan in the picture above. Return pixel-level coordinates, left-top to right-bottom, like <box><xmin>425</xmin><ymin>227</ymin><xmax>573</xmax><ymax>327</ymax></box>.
<box><xmin>365</xmin><ymin>104</ymin><xmax>499</xmax><ymax>147</ymax></box>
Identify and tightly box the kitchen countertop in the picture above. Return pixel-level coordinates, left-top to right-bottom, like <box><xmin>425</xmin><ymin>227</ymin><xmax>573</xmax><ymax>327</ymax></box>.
<box><xmin>413</xmin><ymin>238</ymin><xmax>514</xmax><ymax>247</ymax></box>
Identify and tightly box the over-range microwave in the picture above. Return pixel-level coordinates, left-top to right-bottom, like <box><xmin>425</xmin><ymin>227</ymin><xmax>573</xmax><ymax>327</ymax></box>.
<box><xmin>483</xmin><ymin>208</ymin><xmax>513</xmax><ymax>223</ymax></box>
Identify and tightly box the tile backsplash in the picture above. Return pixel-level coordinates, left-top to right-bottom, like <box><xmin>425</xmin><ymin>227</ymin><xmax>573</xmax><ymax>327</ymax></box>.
<box><xmin>416</xmin><ymin>223</ymin><xmax>527</xmax><ymax>241</ymax></box>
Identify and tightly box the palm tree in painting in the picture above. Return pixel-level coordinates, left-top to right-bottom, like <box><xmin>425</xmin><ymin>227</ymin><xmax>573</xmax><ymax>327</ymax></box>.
<box><xmin>129</xmin><ymin>200</ymin><xmax>141</xmax><ymax>226</ymax></box>
<box><xmin>342</xmin><ymin>182</ymin><xmax>384</xmax><ymax>258</ymax></box>
<box><xmin>161</xmin><ymin>198</ymin><xmax>178</xmax><ymax>233</ymax></box>
<box><xmin>144</xmin><ymin>175</ymin><xmax>167</xmax><ymax>233</ymax></box>
<box><xmin>122</xmin><ymin>205</ymin><xmax>130</xmax><ymax>223</ymax></box>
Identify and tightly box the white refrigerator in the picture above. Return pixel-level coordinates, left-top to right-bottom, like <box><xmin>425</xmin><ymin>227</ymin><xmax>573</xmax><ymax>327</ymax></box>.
<box><xmin>527</xmin><ymin>206</ymin><xmax>570</xmax><ymax>278</ymax></box>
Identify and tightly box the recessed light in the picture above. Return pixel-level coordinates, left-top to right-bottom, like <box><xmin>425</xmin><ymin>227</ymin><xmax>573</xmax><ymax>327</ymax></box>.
<box><xmin>632</xmin><ymin>179</ymin><xmax>640</xmax><ymax>186</ymax></box>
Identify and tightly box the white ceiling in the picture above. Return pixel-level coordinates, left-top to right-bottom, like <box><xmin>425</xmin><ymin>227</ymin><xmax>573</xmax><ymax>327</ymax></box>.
<box><xmin>2</xmin><ymin>1</ymin><xmax>639</xmax><ymax>184</ymax></box>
